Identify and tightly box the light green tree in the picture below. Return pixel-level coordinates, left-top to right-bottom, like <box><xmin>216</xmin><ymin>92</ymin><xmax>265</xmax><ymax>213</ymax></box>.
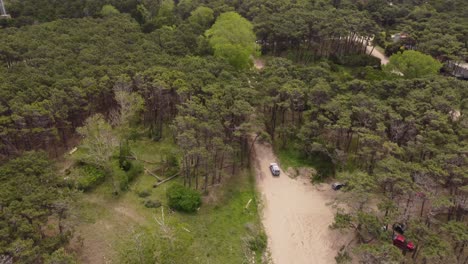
<box><xmin>205</xmin><ymin>12</ymin><xmax>258</xmax><ymax>69</ymax></box>
<box><xmin>100</xmin><ymin>5</ymin><xmax>120</xmax><ymax>17</ymax></box>
<box><xmin>77</xmin><ymin>114</ymin><xmax>117</xmax><ymax>167</ymax></box>
<box><xmin>77</xmin><ymin>114</ymin><xmax>118</xmax><ymax>192</ymax></box>
<box><xmin>188</xmin><ymin>6</ymin><xmax>214</xmax><ymax>28</ymax></box>
<box><xmin>384</xmin><ymin>50</ymin><xmax>442</xmax><ymax>78</ymax></box>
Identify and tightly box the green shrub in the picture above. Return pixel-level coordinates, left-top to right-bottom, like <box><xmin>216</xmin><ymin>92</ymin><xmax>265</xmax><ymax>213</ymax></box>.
<box><xmin>100</xmin><ymin>5</ymin><xmax>120</xmax><ymax>17</ymax></box>
<box><xmin>362</xmin><ymin>66</ymin><xmax>393</xmax><ymax>81</ymax></box>
<box><xmin>148</xmin><ymin>124</ymin><xmax>162</xmax><ymax>141</ymax></box>
<box><xmin>120</xmin><ymin>160</ymin><xmax>132</xmax><ymax>171</ymax></box>
<box><xmin>143</xmin><ymin>199</ymin><xmax>162</xmax><ymax>208</ymax></box>
<box><xmin>247</xmin><ymin>232</ymin><xmax>267</xmax><ymax>252</ymax></box>
<box><xmin>127</xmin><ymin>161</ymin><xmax>143</xmax><ymax>182</ymax></box>
<box><xmin>335</xmin><ymin>249</ymin><xmax>352</xmax><ymax>264</ymax></box>
<box><xmin>116</xmin><ymin>169</ymin><xmax>128</xmax><ymax>191</ymax></box>
<box><xmin>76</xmin><ymin>165</ymin><xmax>106</xmax><ymax>191</ymax></box>
<box><xmin>118</xmin><ymin>161</ymin><xmax>143</xmax><ymax>191</ymax></box>
<box><xmin>166</xmin><ymin>184</ymin><xmax>201</xmax><ymax>213</ymax></box>
<box><xmin>119</xmin><ymin>142</ymin><xmax>132</xmax><ymax>171</ymax></box>
<box><xmin>45</xmin><ymin>248</ymin><xmax>77</xmax><ymax>264</ymax></box>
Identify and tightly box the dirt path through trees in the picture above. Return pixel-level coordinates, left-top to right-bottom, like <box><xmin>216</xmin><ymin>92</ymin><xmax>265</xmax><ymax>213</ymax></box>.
<box><xmin>253</xmin><ymin>141</ymin><xmax>347</xmax><ymax>264</ymax></box>
<box><xmin>366</xmin><ymin>45</ymin><xmax>389</xmax><ymax>65</ymax></box>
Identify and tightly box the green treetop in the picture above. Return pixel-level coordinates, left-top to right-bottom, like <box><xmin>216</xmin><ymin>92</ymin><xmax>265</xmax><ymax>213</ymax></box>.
<box><xmin>205</xmin><ymin>12</ymin><xmax>258</xmax><ymax>69</ymax></box>
<box><xmin>384</xmin><ymin>50</ymin><xmax>442</xmax><ymax>79</ymax></box>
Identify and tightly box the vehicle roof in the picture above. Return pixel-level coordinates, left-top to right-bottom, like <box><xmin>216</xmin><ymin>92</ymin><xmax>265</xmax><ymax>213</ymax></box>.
<box><xmin>394</xmin><ymin>234</ymin><xmax>405</xmax><ymax>242</ymax></box>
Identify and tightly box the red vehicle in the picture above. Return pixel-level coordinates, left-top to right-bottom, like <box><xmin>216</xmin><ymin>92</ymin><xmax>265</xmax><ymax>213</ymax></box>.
<box><xmin>393</xmin><ymin>234</ymin><xmax>415</xmax><ymax>251</ymax></box>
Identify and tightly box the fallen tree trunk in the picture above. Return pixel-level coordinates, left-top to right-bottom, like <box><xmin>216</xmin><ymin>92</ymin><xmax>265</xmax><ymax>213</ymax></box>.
<box><xmin>153</xmin><ymin>173</ymin><xmax>180</xmax><ymax>187</ymax></box>
<box><xmin>145</xmin><ymin>168</ymin><xmax>162</xmax><ymax>181</ymax></box>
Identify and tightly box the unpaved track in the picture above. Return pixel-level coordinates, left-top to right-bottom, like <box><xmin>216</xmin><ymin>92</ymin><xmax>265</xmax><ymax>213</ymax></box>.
<box><xmin>366</xmin><ymin>45</ymin><xmax>389</xmax><ymax>65</ymax></box>
<box><xmin>253</xmin><ymin>141</ymin><xmax>345</xmax><ymax>264</ymax></box>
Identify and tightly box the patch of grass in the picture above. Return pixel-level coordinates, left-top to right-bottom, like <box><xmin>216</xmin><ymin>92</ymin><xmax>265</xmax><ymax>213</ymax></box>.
<box><xmin>72</xmin><ymin>135</ymin><xmax>264</xmax><ymax>264</ymax></box>
<box><xmin>129</xmin><ymin>130</ymin><xmax>177</xmax><ymax>164</ymax></box>
<box><xmin>173</xmin><ymin>170</ymin><xmax>263</xmax><ymax>264</ymax></box>
<box><xmin>137</xmin><ymin>189</ymin><xmax>151</xmax><ymax>198</ymax></box>
<box><xmin>112</xmin><ymin>170</ymin><xmax>264</xmax><ymax>263</ymax></box>
<box><xmin>276</xmin><ymin>144</ymin><xmax>312</xmax><ymax>169</ymax></box>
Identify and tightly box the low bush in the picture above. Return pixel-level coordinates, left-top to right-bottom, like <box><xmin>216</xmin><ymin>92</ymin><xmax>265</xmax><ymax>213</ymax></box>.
<box><xmin>120</xmin><ymin>160</ymin><xmax>132</xmax><ymax>172</ymax></box>
<box><xmin>118</xmin><ymin>161</ymin><xmax>144</xmax><ymax>191</ymax></box>
<box><xmin>247</xmin><ymin>232</ymin><xmax>267</xmax><ymax>252</ymax></box>
<box><xmin>116</xmin><ymin>168</ymin><xmax>128</xmax><ymax>192</ymax></box>
<box><xmin>166</xmin><ymin>184</ymin><xmax>201</xmax><ymax>213</ymax></box>
<box><xmin>76</xmin><ymin>164</ymin><xmax>106</xmax><ymax>191</ymax></box>
<box><xmin>119</xmin><ymin>142</ymin><xmax>132</xmax><ymax>171</ymax></box>
<box><xmin>127</xmin><ymin>161</ymin><xmax>143</xmax><ymax>182</ymax></box>
<box><xmin>144</xmin><ymin>199</ymin><xmax>162</xmax><ymax>208</ymax></box>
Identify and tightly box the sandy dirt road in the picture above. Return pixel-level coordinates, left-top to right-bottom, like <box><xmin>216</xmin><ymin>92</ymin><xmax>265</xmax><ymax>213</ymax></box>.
<box><xmin>253</xmin><ymin>141</ymin><xmax>347</xmax><ymax>264</ymax></box>
<box><xmin>366</xmin><ymin>45</ymin><xmax>389</xmax><ymax>65</ymax></box>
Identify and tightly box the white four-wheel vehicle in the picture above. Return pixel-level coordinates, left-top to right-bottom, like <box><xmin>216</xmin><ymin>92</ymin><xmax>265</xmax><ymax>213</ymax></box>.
<box><xmin>269</xmin><ymin>163</ymin><xmax>280</xmax><ymax>176</ymax></box>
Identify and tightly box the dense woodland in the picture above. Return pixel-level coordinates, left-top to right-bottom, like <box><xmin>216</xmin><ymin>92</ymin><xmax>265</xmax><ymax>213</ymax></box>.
<box><xmin>0</xmin><ymin>0</ymin><xmax>467</xmax><ymax>263</ymax></box>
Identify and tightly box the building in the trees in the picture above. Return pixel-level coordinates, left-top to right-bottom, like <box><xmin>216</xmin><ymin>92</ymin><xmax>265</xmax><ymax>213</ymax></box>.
<box><xmin>391</xmin><ymin>33</ymin><xmax>409</xmax><ymax>43</ymax></box>
<box><xmin>447</xmin><ymin>61</ymin><xmax>468</xmax><ymax>80</ymax></box>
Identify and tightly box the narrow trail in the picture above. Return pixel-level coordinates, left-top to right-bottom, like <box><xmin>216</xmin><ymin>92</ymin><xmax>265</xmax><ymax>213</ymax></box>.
<box><xmin>253</xmin><ymin>141</ymin><xmax>348</xmax><ymax>264</ymax></box>
<box><xmin>366</xmin><ymin>45</ymin><xmax>389</xmax><ymax>65</ymax></box>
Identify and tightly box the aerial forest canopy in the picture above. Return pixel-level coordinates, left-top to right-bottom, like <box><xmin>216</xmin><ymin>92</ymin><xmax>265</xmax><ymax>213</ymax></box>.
<box><xmin>0</xmin><ymin>0</ymin><xmax>467</xmax><ymax>263</ymax></box>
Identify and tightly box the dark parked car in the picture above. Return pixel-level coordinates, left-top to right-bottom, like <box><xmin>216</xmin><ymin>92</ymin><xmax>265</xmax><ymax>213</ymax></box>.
<box><xmin>393</xmin><ymin>223</ymin><xmax>406</xmax><ymax>234</ymax></box>
<box><xmin>332</xmin><ymin>182</ymin><xmax>346</xmax><ymax>190</ymax></box>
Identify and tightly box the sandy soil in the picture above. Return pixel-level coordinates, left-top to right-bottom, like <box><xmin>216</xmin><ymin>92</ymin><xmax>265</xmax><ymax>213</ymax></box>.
<box><xmin>254</xmin><ymin>58</ymin><xmax>265</xmax><ymax>70</ymax></box>
<box><xmin>253</xmin><ymin>141</ymin><xmax>347</xmax><ymax>264</ymax></box>
<box><xmin>366</xmin><ymin>45</ymin><xmax>389</xmax><ymax>65</ymax></box>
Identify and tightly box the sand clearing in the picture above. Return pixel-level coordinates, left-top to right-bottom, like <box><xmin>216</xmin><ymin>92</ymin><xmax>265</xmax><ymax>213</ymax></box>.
<box><xmin>253</xmin><ymin>141</ymin><xmax>346</xmax><ymax>264</ymax></box>
<box><xmin>254</xmin><ymin>58</ymin><xmax>265</xmax><ymax>70</ymax></box>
